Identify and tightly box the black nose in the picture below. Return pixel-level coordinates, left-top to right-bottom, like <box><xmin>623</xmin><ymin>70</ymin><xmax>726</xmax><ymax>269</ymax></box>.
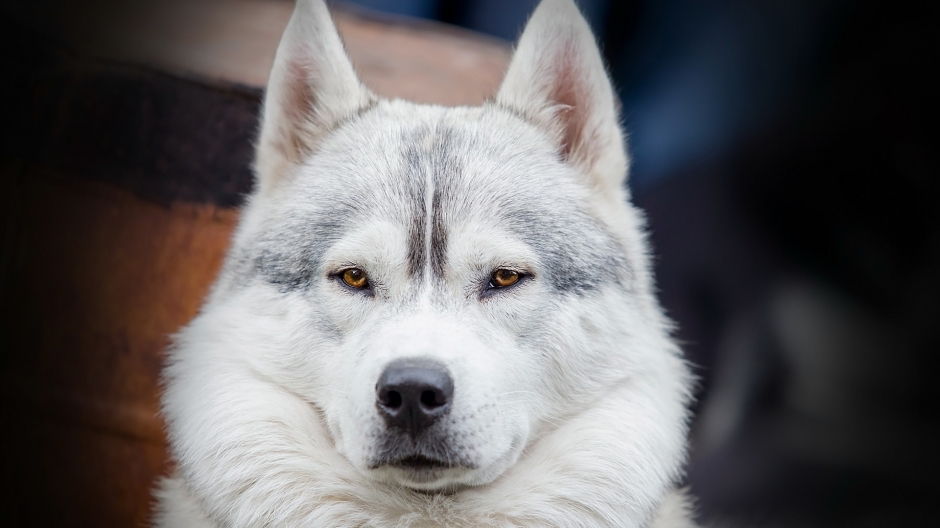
<box><xmin>376</xmin><ymin>359</ymin><xmax>453</xmax><ymax>434</ymax></box>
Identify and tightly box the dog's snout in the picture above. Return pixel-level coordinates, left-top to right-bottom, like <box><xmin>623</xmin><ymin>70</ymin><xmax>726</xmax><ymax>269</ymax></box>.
<box><xmin>376</xmin><ymin>359</ymin><xmax>453</xmax><ymax>434</ymax></box>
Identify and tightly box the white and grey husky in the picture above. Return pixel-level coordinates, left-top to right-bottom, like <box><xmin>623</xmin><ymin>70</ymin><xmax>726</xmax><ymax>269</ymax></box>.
<box><xmin>155</xmin><ymin>0</ymin><xmax>695</xmax><ymax>526</ymax></box>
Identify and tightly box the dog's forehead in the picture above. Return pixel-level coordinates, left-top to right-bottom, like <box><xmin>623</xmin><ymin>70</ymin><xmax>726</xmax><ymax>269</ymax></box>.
<box><xmin>247</xmin><ymin>101</ymin><xmax>628</xmax><ymax>294</ymax></box>
<box><xmin>294</xmin><ymin>101</ymin><xmax>597</xmax><ymax>229</ymax></box>
<box><xmin>320</xmin><ymin>102</ymin><xmax>568</xmax><ymax>201</ymax></box>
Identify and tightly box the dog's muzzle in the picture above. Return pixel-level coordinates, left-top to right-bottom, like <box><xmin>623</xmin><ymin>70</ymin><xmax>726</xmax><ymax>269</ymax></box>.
<box><xmin>370</xmin><ymin>358</ymin><xmax>468</xmax><ymax>475</ymax></box>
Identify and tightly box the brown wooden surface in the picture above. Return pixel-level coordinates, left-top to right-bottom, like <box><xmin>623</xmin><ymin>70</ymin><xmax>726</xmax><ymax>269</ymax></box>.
<box><xmin>1</xmin><ymin>169</ymin><xmax>239</xmax><ymax>527</ymax></box>
<box><xmin>0</xmin><ymin>1</ymin><xmax>510</xmax><ymax>526</ymax></box>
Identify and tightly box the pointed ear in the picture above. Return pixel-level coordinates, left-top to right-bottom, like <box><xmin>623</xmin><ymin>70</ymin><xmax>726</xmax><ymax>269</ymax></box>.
<box><xmin>254</xmin><ymin>0</ymin><xmax>374</xmax><ymax>195</ymax></box>
<box><xmin>497</xmin><ymin>0</ymin><xmax>628</xmax><ymax>194</ymax></box>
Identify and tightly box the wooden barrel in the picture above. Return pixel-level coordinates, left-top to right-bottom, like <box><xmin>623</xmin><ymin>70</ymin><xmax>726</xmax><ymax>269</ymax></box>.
<box><xmin>0</xmin><ymin>1</ymin><xmax>509</xmax><ymax>525</ymax></box>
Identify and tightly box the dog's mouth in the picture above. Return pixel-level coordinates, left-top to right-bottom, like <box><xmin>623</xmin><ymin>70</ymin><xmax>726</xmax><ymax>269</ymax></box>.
<box><xmin>389</xmin><ymin>455</ymin><xmax>453</xmax><ymax>471</ymax></box>
<box><xmin>371</xmin><ymin>454</ymin><xmax>469</xmax><ymax>490</ymax></box>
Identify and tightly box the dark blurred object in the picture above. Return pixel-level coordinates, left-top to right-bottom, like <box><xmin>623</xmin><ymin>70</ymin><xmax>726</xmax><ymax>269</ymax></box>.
<box><xmin>631</xmin><ymin>1</ymin><xmax>940</xmax><ymax>526</ymax></box>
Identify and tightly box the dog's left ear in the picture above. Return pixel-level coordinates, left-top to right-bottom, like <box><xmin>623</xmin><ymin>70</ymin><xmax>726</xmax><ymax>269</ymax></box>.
<box><xmin>497</xmin><ymin>0</ymin><xmax>628</xmax><ymax>194</ymax></box>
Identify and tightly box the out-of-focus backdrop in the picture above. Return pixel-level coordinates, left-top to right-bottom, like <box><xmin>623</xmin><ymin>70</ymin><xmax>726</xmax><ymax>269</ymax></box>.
<box><xmin>1</xmin><ymin>0</ymin><xmax>936</xmax><ymax>526</ymax></box>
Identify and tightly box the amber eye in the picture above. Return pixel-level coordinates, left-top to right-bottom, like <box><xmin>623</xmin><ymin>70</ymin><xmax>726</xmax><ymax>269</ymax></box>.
<box><xmin>490</xmin><ymin>269</ymin><xmax>521</xmax><ymax>289</ymax></box>
<box><xmin>341</xmin><ymin>268</ymin><xmax>369</xmax><ymax>289</ymax></box>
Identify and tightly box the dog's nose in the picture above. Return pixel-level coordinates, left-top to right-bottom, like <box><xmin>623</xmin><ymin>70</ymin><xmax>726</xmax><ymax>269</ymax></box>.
<box><xmin>376</xmin><ymin>359</ymin><xmax>453</xmax><ymax>434</ymax></box>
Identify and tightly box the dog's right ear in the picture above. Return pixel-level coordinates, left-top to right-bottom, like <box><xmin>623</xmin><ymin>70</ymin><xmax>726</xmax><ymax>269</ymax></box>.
<box><xmin>497</xmin><ymin>0</ymin><xmax>627</xmax><ymax>197</ymax></box>
<box><xmin>254</xmin><ymin>0</ymin><xmax>374</xmax><ymax>195</ymax></box>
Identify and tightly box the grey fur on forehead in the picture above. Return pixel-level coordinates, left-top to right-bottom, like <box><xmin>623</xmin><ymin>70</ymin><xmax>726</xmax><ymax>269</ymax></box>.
<box><xmin>238</xmin><ymin>101</ymin><xmax>630</xmax><ymax>295</ymax></box>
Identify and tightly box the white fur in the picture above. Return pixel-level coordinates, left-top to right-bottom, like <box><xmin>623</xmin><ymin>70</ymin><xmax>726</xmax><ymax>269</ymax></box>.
<box><xmin>156</xmin><ymin>0</ymin><xmax>696</xmax><ymax>526</ymax></box>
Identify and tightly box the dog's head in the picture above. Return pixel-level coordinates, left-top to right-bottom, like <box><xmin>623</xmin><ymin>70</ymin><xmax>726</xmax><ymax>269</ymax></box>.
<box><xmin>185</xmin><ymin>0</ymin><xmax>668</xmax><ymax>494</ymax></box>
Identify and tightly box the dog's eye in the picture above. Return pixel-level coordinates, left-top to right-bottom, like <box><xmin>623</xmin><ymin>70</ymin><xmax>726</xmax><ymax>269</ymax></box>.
<box><xmin>490</xmin><ymin>269</ymin><xmax>521</xmax><ymax>289</ymax></box>
<box><xmin>341</xmin><ymin>268</ymin><xmax>369</xmax><ymax>289</ymax></box>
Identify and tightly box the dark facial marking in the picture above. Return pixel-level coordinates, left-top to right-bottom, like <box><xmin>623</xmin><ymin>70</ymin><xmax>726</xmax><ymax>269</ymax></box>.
<box><xmin>401</xmin><ymin>126</ymin><xmax>457</xmax><ymax>279</ymax></box>
<box><xmin>429</xmin><ymin>110</ymin><xmax>630</xmax><ymax>297</ymax></box>
<box><xmin>429</xmin><ymin>136</ymin><xmax>453</xmax><ymax>278</ymax></box>
<box><xmin>506</xmin><ymin>205</ymin><xmax>627</xmax><ymax>295</ymax></box>
<box><xmin>403</xmin><ymin>137</ymin><xmax>428</xmax><ymax>277</ymax></box>
<box><xmin>243</xmin><ymin>208</ymin><xmax>352</xmax><ymax>292</ymax></box>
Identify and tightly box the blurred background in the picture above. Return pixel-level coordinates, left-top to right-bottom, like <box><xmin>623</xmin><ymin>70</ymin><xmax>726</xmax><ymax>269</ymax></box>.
<box><xmin>1</xmin><ymin>0</ymin><xmax>937</xmax><ymax>526</ymax></box>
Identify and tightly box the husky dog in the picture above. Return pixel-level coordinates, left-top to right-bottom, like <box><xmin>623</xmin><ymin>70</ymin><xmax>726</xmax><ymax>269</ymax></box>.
<box><xmin>155</xmin><ymin>0</ymin><xmax>695</xmax><ymax>526</ymax></box>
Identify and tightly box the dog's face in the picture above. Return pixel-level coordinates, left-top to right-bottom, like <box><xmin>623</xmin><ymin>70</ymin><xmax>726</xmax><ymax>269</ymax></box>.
<box><xmin>231</xmin><ymin>101</ymin><xmax>635</xmax><ymax>490</ymax></box>
<box><xmin>167</xmin><ymin>0</ymin><xmax>678</xmax><ymax>504</ymax></box>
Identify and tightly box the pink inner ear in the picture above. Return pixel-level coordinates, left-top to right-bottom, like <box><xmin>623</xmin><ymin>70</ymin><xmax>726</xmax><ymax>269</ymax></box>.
<box><xmin>549</xmin><ymin>42</ymin><xmax>595</xmax><ymax>166</ymax></box>
<box><xmin>278</xmin><ymin>55</ymin><xmax>318</xmax><ymax>162</ymax></box>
